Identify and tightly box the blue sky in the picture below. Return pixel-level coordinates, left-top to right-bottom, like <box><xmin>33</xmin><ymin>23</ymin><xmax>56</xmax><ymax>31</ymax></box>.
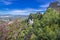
<box><xmin>0</xmin><ymin>0</ymin><xmax>56</xmax><ymax>15</ymax></box>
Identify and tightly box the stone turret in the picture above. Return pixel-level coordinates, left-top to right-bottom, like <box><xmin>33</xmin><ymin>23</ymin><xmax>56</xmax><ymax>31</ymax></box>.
<box><xmin>49</xmin><ymin>2</ymin><xmax>58</xmax><ymax>8</ymax></box>
<box><xmin>49</xmin><ymin>2</ymin><xmax>60</xmax><ymax>13</ymax></box>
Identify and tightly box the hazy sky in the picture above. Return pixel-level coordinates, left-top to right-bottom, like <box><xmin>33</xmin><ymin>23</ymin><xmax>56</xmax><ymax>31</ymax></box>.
<box><xmin>0</xmin><ymin>0</ymin><xmax>55</xmax><ymax>15</ymax></box>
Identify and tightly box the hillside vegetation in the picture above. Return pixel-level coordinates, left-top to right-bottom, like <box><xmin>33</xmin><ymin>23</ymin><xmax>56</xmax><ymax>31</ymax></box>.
<box><xmin>0</xmin><ymin>8</ymin><xmax>60</xmax><ymax>40</ymax></box>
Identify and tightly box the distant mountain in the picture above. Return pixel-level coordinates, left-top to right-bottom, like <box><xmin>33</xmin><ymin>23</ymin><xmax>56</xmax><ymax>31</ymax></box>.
<box><xmin>0</xmin><ymin>14</ymin><xmax>28</xmax><ymax>22</ymax></box>
<box><xmin>0</xmin><ymin>14</ymin><xmax>28</xmax><ymax>17</ymax></box>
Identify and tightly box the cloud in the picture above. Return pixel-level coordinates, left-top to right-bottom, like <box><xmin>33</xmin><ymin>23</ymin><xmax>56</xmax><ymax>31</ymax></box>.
<box><xmin>39</xmin><ymin>3</ymin><xmax>50</xmax><ymax>12</ymax></box>
<box><xmin>23</xmin><ymin>8</ymin><xmax>45</xmax><ymax>12</ymax></box>
<box><xmin>9</xmin><ymin>9</ymin><xmax>44</xmax><ymax>15</ymax></box>
<box><xmin>9</xmin><ymin>10</ymin><xmax>29</xmax><ymax>15</ymax></box>
<box><xmin>36</xmin><ymin>0</ymin><xmax>55</xmax><ymax>3</ymax></box>
<box><xmin>0</xmin><ymin>0</ymin><xmax>13</xmax><ymax>5</ymax></box>
<box><xmin>3</xmin><ymin>1</ymin><xmax>12</xmax><ymax>5</ymax></box>
<box><xmin>0</xmin><ymin>0</ymin><xmax>20</xmax><ymax>5</ymax></box>
<box><xmin>0</xmin><ymin>8</ymin><xmax>45</xmax><ymax>15</ymax></box>
<box><xmin>40</xmin><ymin>3</ymin><xmax>50</xmax><ymax>8</ymax></box>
